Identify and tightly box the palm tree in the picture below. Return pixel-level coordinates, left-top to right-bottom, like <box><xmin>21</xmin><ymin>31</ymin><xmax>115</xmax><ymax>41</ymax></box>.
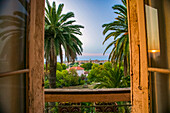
<box><xmin>102</xmin><ymin>0</ymin><xmax>129</xmax><ymax>76</ymax></box>
<box><xmin>94</xmin><ymin>66</ymin><xmax>126</xmax><ymax>89</ymax></box>
<box><xmin>44</xmin><ymin>0</ymin><xmax>84</xmax><ymax>88</ymax></box>
<box><xmin>65</xmin><ymin>34</ymin><xmax>83</xmax><ymax>63</ymax></box>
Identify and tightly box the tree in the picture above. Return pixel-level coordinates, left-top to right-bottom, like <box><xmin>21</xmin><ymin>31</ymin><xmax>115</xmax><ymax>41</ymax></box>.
<box><xmin>87</xmin><ymin>63</ymin><xmax>102</xmax><ymax>82</ymax></box>
<box><xmin>80</xmin><ymin>62</ymin><xmax>93</xmax><ymax>70</ymax></box>
<box><xmin>56</xmin><ymin>62</ymin><xmax>63</xmax><ymax>71</ymax></box>
<box><xmin>88</xmin><ymin>62</ymin><xmax>130</xmax><ymax>88</ymax></box>
<box><xmin>44</xmin><ymin>0</ymin><xmax>84</xmax><ymax>88</ymax></box>
<box><xmin>62</xmin><ymin>63</ymin><xmax>67</xmax><ymax>70</ymax></box>
<box><xmin>102</xmin><ymin>0</ymin><xmax>129</xmax><ymax>76</ymax></box>
<box><xmin>55</xmin><ymin>69</ymin><xmax>80</xmax><ymax>87</ymax></box>
<box><xmin>94</xmin><ymin>66</ymin><xmax>129</xmax><ymax>88</ymax></box>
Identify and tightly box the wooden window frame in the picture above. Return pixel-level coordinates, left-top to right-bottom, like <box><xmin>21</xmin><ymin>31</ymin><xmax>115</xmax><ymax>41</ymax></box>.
<box><xmin>30</xmin><ymin>0</ymin><xmax>170</xmax><ymax>112</ymax></box>
<box><xmin>27</xmin><ymin>0</ymin><xmax>45</xmax><ymax>113</ymax></box>
<box><xmin>4</xmin><ymin>0</ymin><xmax>168</xmax><ymax>112</ymax></box>
<box><xmin>1</xmin><ymin>0</ymin><xmax>131</xmax><ymax>112</ymax></box>
<box><xmin>0</xmin><ymin>0</ymin><xmax>45</xmax><ymax>113</ymax></box>
<box><xmin>0</xmin><ymin>69</ymin><xmax>29</xmax><ymax>77</ymax></box>
<box><xmin>128</xmin><ymin>0</ymin><xmax>170</xmax><ymax>112</ymax></box>
<box><xmin>127</xmin><ymin>0</ymin><xmax>149</xmax><ymax>112</ymax></box>
<box><xmin>45</xmin><ymin>88</ymin><xmax>131</xmax><ymax>103</ymax></box>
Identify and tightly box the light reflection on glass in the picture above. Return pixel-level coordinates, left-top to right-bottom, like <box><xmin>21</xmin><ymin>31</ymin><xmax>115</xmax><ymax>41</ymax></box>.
<box><xmin>0</xmin><ymin>0</ymin><xmax>28</xmax><ymax>113</ymax></box>
<box><xmin>0</xmin><ymin>0</ymin><xmax>28</xmax><ymax>73</ymax></box>
<box><xmin>145</xmin><ymin>0</ymin><xmax>170</xmax><ymax>112</ymax></box>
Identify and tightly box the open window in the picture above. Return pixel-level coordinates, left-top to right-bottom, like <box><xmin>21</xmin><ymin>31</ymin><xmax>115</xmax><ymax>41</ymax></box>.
<box><xmin>44</xmin><ymin>0</ymin><xmax>131</xmax><ymax>112</ymax></box>
<box><xmin>1</xmin><ymin>0</ymin><xmax>169</xmax><ymax>112</ymax></box>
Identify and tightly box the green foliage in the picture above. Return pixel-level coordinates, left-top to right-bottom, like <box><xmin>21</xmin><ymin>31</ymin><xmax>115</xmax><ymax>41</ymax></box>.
<box><xmin>117</xmin><ymin>101</ymin><xmax>131</xmax><ymax>113</ymax></box>
<box><xmin>73</xmin><ymin>63</ymin><xmax>78</xmax><ymax>67</ymax></box>
<box><xmin>44</xmin><ymin>62</ymin><xmax>66</xmax><ymax>72</ymax></box>
<box><xmin>80</xmin><ymin>62</ymin><xmax>93</xmax><ymax>70</ymax></box>
<box><xmin>62</xmin><ymin>63</ymin><xmax>67</xmax><ymax>70</ymax></box>
<box><xmin>56</xmin><ymin>62</ymin><xmax>63</xmax><ymax>71</ymax></box>
<box><xmin>99</xmin><ymin>63</ymin><xmax>103</xmax><ymax>65</ymax></box>
<box><xmin>44</xmin><ymin>64</ymin><xmax>50</xmax><ymax>70</ymax></box>
<box><xmin>75</xmin><ymin>62</ymin><xmax>79</xmax><ymax>65</ymax></box>
<box><xmin>80</xmin><ymin>79</ymin><xmax>85</xmax><ymax>85</ymax></box>
<box><xmin>45</xmin><ymin>0</ymin><xmax>84</xmax><ymax>63</ymax></box>
<box><xmin>102</xmin><ymin>0</ymin><xmax>129</xmax><ymax>76</ymax></box>
<box><xmin>44</xmin><ymin>64</ymin><xmax>46</xmax><ymax>70</ymax></box>
<box><xmin>69</xmin><ymin>69</ymin><xmax>79</xmax><ymax>86</ymax></box>
<box><xmin>80</xmin><ymin>74</ymin><xmax>86</xmax><ymax>80</ymax></box>
<box><xmin>54</xmin><ymin>69</ymin><xmax>86</xmax><ymax>88</ymax></box>
<box><xmin>44</xmin><ymin>0</ymin><xmax>84</xmax><ymax>88</ymax></box>
<box><xmin>69</xmin><ymin>68</ymin><xmax>78</xmax><ymax>77</ymax></box>
<box><xmin>88</xmin><ymin>62</ymin><xmax>130</xmax><ymax>88</ymax></box>
<box><xmin>69</xmin><ymin>62</ymin><xmax>74</xmax><ymax>67</ymax></box>
<box><xmin>103</xmin><ymin>61</ymin><xmax>112</xmax><ymax>70</ymax></box>
<box><xmin>44</xmin><ymin>79</ymin><xmax>49</xmax><ymax>88</ymax></box>
<box><xmin>44</xmin><ymin>73</ymin><xmax>50</xmax><ymax>88</ymax></box>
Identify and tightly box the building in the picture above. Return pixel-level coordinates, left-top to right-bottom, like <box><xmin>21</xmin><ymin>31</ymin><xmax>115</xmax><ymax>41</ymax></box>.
<box><xmin>64</xmin><ymin>60</ymin><xmax>108</xmax><ymax>66</ymax></box>
<box><xmin>68</xmin><ymin>66</ymin><xmax>85</xmax><ymax>76</ymax></box>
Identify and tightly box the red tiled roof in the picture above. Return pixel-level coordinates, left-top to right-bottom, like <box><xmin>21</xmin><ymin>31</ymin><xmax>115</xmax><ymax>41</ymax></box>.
<box><xmin>70</xmin><ymin>66</ymin><xmax>84</xmax><ymax>70</ymax></box>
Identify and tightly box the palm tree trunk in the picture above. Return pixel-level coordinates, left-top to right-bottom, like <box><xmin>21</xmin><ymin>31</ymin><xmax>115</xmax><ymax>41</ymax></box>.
<box><xmin>49</xmin><ymin>47</ymin><xmax>56</xmax><ymax>88</ymax></box>
<box><xmin>59</xmin><ymin>45</ymin><xmax>63</xmax><ymax>64</ymax></box>
<box><xmin>49</xmin><ymin>47</ymin><xmax>57</xmax><ymax>113</ymax></box>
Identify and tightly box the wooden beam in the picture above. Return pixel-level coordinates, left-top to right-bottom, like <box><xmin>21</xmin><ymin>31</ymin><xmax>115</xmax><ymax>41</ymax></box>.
<box><xmin>45</xmin><ymin>88</ymin><xmax>131</xmax><ymax>102</ymax></box>
<box><xmin>45</xmin><ymin>88</ymin><xmax>130</xmax><ymax>94</ymax></box>
<box><xmin>127</xmin><ymin>0</ymin><xmax>149</xmax><ymax>112</ymax></box>
<box><xmin>0</xmin><ymin>69</ymin><xmax>29</xmax><ymax>77</ymax></box>
<box><xmin>148</xmin><ymin>67</ymin><xmax>170</xmax><ymax>74</ymax></box>
<box><xmin>28</xmin><ymin>0</ymin><xmax>45</xmax><ymax>113</ymax></box>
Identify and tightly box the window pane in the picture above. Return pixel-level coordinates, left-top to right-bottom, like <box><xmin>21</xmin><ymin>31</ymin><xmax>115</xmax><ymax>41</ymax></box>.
<box><xmin>0</xmin><ymin>0</ymin><xmax>28</xmax><ymax>113</ymax></box>
<box><xmin>0</xmin><ymin>73</ymin><xmax>26</xmax><ymax>113</ymax></box>
<box><xmin>0</xmin><ymin>0</ymin><xmax>28</xmax><ymax>73</ymax></box>
<box><xmin>145</xmin><ymin>0</ymin><xmax>170</xmax><ymax>69</ymax></box>
<box><xmin>145</xmin><ymin>0</ymin><xmax>170</xmax><ymax>112</ymax></box>
<box><xmin>149</xmin><ymin>72</ymin><xmax>170</xmax><ymax>113</ymax></box>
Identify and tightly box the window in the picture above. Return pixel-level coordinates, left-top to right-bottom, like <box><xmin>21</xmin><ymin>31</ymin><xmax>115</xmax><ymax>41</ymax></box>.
<box><xmin>0</xmin><ymin>0</ymin><xmax>29</xmax><ymax>113</ymax></box>
<box><xmin>44</xmin><ymin>0</ymin><xmax>131</xmax><ymax>112</ymax></box>
<box><xmin>145</xmin><ymin>0</ymin><xmax>170</xmax><ymax>112</ymax></box>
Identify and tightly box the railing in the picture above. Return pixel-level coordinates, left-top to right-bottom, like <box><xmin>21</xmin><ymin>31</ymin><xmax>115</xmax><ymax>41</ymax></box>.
<box><xmin>44</xmin><ymin>88</ymin><xmax>131</xmax><ymax>113</ymax></box>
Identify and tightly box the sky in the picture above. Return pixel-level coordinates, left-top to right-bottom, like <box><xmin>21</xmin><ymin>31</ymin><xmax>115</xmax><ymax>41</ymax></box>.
<box><xmin>48</xmin><ymin>0</ymin><xmax>122</xmax><ymax>61</ymax></box>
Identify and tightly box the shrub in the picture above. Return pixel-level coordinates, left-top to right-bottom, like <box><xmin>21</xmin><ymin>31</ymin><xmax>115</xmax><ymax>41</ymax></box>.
<box><xmin>55</xmin><ymin>69</ymin><xmax>80</xmax><ymax>87</ymax></box>
<box><xmin>80</xmin><ymin>62</ymin><xmax>93</xmax><ymax>70</ymax></box>
<box><xmin>88</xmin><ymin>62</ymin><xmax>130</xmax><ymax>88</ymax></box>
<box><xmin>62</xmin><ymin>64</ymin><xmax>67</xmax><ymax>70</ymax></box>
<box><xmin>57</xmin><ymin>62</ymin><xmax>63</xmax><ymax>71</ymax></box>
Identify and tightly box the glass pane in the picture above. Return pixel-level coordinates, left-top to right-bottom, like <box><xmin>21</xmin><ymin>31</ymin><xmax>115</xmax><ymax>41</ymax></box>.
<box><xmin>0</xmin><ymin>0</ymin><xmax>28</xmax><ymax>73</ymax></box>
<box><xmin>0</xmin><ymin>73</ymin><xmax>26</xmax><ymax>113</ymax></box>
<box><xmin>149</xmin><ymin>72</ymin><xmax>170</xmax><ymax>113</ymax></box>
<box><xmin>0</xmin><ymin>0</ymin><xmax>28</xmax><ymax>113</ymax></box>
<box><xmin>145</xmin><ymin>0</ymin><xmax>170</xmax><ymax>69</ymax></box>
